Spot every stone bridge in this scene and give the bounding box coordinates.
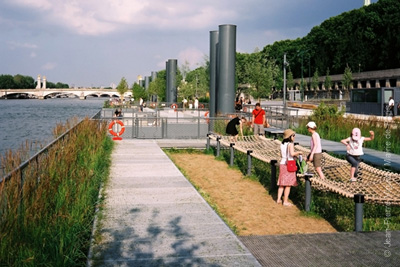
[0,88,132,99]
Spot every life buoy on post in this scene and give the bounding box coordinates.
[170,103,178,112]
[108,120,125,140]
[204,111,210,123]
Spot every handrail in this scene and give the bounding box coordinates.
[0,110,102,183]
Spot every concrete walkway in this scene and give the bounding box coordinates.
[88,139,261,266]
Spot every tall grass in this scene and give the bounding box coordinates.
[0,118,113,266]
[296,103,400,155]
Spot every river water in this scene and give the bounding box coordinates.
[0,98,104,158]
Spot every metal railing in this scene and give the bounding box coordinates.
[0,110,102,183]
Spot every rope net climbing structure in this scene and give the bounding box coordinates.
[210,133,400,206]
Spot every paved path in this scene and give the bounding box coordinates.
[88,139,260,266]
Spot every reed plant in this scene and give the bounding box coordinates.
[296,102,400,155]
[0,118,113,266]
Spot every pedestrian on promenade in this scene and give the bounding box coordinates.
[306,121,325,179]
[139,97,143,112]
[252,103,266,136]
[114,108,122,118]
[388,96,395,117]
[340,128,374,182]
[194,97,199,109]
[277,129,303,206]
[226,116,246,142]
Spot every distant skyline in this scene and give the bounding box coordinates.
[0,0,378,88]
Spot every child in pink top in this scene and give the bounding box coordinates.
[306,121,325,179]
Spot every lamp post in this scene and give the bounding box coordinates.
[297,49,309,102]
[283,53,289,113]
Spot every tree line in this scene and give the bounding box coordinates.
[0,74,69,89]
[124,0,399,103]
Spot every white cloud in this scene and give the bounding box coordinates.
[6,0,242,35]
[8,41,38,50]
[177,47,204,70]
[30,52,37,58]
[42,62,57,70]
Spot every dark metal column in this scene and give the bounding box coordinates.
[166,61,169,104]
[209,30,219,119]
[167,59,177,103]
[217,24,236,115]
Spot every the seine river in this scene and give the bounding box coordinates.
[0,98,104,158]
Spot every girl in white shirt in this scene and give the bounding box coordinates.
[340,128,374,182]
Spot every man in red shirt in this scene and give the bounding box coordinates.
[252,103,266,136]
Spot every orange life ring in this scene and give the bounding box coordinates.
[204,111,210,123]
[170,103,178,111]
[108,120,125,136]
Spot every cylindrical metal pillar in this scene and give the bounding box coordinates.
[217,24,236,115]
[166,61,169,103]
[167,59,178,103]
[230,143,234,166]
[305,175,312,212]
[354,194,364,232]
[209,30,219,119]
[247,150,253,176]
[206,134,210,150]
[270,160,277,192]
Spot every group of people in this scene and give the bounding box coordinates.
[225,103,375,207]
[277,123,374,206]
[182,97,199,109]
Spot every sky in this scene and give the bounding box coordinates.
[0,0,378,88]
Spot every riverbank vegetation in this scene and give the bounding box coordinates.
[0,118,113,266]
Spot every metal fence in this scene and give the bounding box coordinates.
[0,111,102,182]
[102,106,304,139]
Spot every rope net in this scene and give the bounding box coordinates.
[211,134,400,205]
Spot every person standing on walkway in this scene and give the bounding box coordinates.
[252,103,266,136]
[277,129,303,206]
[194,97,199,109]
[226,116,246,142]
[139,97,144,112]
[340,128,374,182]
[306,121,325,179]
[388,96,395,117]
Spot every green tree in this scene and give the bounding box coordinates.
[0,75,16,89]
[342,65,353,99]
[324,68,332,90]
[311,69,319,91]
[116,77,129,100]
[148,73,166,102]
[132,83,147,101]
[241,52,279,101]
[287,71,295,90]
[13,74,35,89]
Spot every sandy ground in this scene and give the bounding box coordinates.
[169,152,337,236]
